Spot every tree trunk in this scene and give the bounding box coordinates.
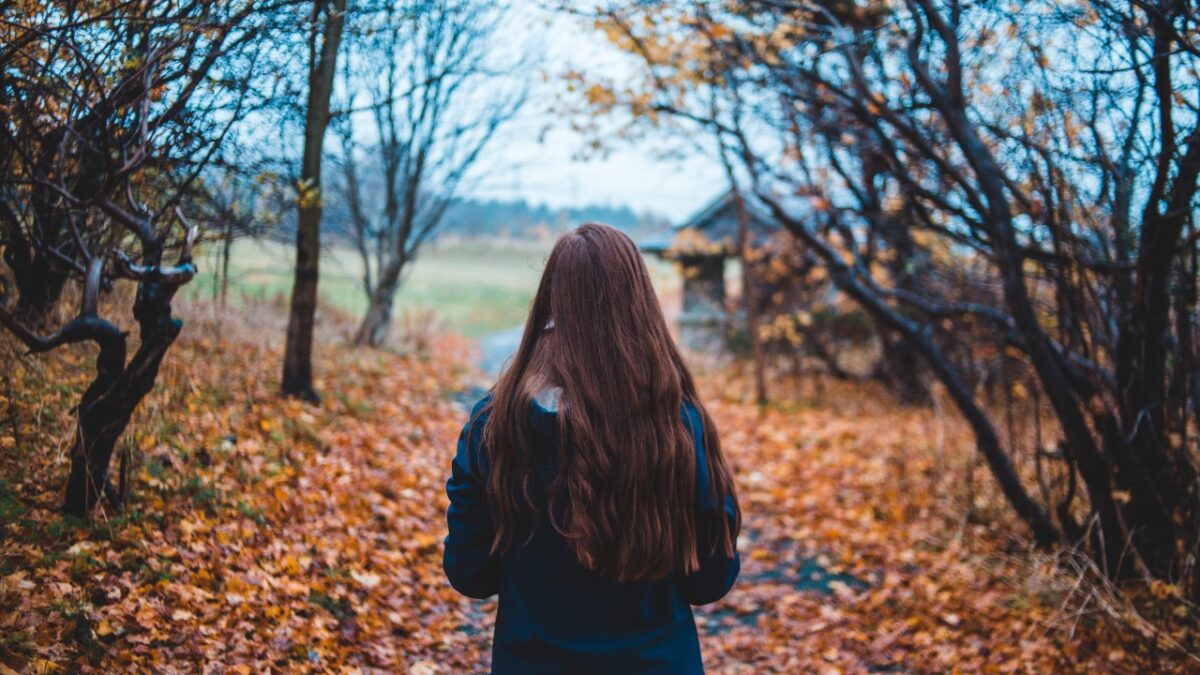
[354,255,407,348]
[61,247,191,517]
[63,310,181,515]
[353,287,395,348]
[875,211,929,405]
[3,235,68,329]
[1111,113,1200,579]
[798,322,852,380]
[219,218,233,309]
[281,0,347,403]
[733,189,767,406]
[873,328,929,405]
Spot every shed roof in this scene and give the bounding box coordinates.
[639,188,780,257]
[679,189,777,240]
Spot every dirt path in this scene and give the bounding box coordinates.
[476,325,524,377]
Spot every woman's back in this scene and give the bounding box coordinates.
[444,396,739,673]
[441,223,741,673]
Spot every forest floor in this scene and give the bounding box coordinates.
[0,299,1196,673]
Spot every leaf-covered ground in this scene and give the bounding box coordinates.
[0,300,1194,672]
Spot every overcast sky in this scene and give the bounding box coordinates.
[455,3,729,223]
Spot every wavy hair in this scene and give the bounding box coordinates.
[482,223,739,581]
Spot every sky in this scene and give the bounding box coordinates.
[453,3,729,223]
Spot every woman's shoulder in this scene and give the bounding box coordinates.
[471,393,493,413]
[460,395,493,457]
[466,393,493,427]
[463,390,557,436]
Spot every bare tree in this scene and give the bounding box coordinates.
[0,1,269,516]
[332,0,525,347]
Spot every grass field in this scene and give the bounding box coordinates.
[184,237,679,338]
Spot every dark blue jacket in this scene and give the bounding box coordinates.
[443,396,740,674]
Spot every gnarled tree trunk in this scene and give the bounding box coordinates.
[65,250,191,515]
[0,230,197,517]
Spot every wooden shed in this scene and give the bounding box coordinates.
[639,189,777,350]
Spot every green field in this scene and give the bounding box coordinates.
[185,237,677,338]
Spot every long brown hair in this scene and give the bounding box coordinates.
[482,222,739,582]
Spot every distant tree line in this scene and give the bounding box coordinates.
[252,194,666,247]
[321,196,666,241]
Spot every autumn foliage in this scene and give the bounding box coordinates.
[1,300,1195,671]
[2,0,1200,671]
[575,0,1200,605]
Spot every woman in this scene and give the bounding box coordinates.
[443,223,741,673]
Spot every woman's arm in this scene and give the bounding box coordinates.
[443,401,501,599]
[679,403,741,605]
[679,493,740,605]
